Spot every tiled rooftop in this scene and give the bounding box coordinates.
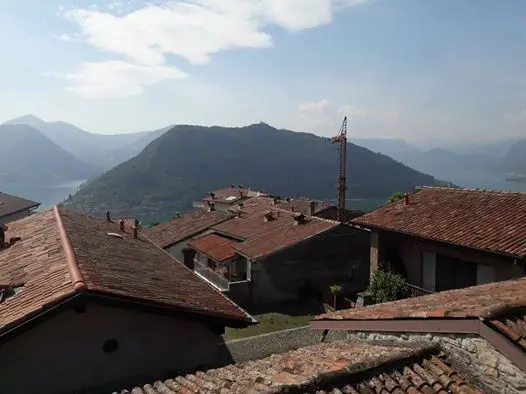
[214,197,339,259]
[489,309,526,352]
[189,233,239,262]
[114,340,483,394]
[352,187,526,258]
[142,209,232,249]
[316,277,526,321]
[203,186,265,204]
[0,207,252,335]
[0,191,40,219]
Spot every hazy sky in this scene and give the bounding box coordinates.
[1,0,525,140]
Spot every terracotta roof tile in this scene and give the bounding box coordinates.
[188,234,239,262]
[352,187,526,258]
[213,198,339,259]
[489,308,526,352]
[0,191,40,219]
[316,277,526,321]
[115,341,482,393]
[203,186,265,204]
[0,208,252,335]
[142,210,232,249]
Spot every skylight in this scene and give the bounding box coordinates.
[225,196,237,201]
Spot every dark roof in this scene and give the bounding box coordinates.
[114,341,482,394]
[188,234,239,262]
[142,209,232,249]
[0,207,252,336]
[352,187,526,258]
[489,309,526,352]
[213,197,339,259]
[0,192,40,219]
[316,277,526,321]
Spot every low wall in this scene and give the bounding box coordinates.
[347,331,526,394]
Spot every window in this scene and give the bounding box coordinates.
[477,264,495,285]
[434,254,476,291]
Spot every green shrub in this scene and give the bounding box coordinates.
[368,269,409,304]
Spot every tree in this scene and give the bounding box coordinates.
[388,192,405,204]
[368,269,409,304]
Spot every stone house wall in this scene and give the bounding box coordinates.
[347,331,526,394]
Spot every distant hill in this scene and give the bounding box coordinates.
[64,123,443,222]
[0,124,100,186]
[4,115,154,169]
[502,138,526,174]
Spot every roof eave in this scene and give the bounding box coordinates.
[350,223,524,261]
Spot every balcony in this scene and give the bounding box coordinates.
[193,256,249,292]
[407,283,434,298]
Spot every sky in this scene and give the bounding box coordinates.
[0,0,525,140]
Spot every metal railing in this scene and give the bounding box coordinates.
[193,260,230,291]
[407,283,434,298]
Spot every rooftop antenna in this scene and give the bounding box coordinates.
[331,116,348,223]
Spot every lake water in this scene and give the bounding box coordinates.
[1,179,88,210]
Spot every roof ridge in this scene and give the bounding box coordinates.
[53,206,87,292]
[139,230,255,323]
[270,206,340,224]
[419,186,526,195]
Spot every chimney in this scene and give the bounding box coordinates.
[182,248,196,270]
[106,211,111,222]
[119,219,125,232]
[309,201,317,216]
[230,184,235,188]
[0,226,5,249]
[271,196,280,205]
[132,218,139,239]
[404,193,409,205]
[263,211,274,222]
[238,190,244,198]
[209,192,216,199]
[238,202,244,210]
[293,213,306,225]
[175,212,181,218]
[208,202,216,212]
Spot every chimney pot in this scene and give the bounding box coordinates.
[309,201,317,216]
[208,202,216,212]
[182,248,196,270]
[106,211,111,222]
[293,213,306,225]
[175,212,181,218]
[119,219,125,232]
[404,193,409,205]
[231,184,235,188]
[209,192,216,199]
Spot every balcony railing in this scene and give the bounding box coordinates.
[407,283,434,298]
[193,259,230,292]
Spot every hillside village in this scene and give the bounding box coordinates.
[0,184,525,393]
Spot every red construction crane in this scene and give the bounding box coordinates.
[331,116,348,223]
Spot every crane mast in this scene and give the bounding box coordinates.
[331,116,348,223]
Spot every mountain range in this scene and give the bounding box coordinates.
[4,115,171,170]
[63,123,444,222]
[353,137,526,192]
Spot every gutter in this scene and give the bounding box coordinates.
[311,318,526,373]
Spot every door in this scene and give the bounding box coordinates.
[422,252,436,292]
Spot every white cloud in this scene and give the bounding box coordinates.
[57,0,371,98]
[55,61,188,99]
[338,104,367,117]
[299,99,330,113]
[57,33,74,41]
